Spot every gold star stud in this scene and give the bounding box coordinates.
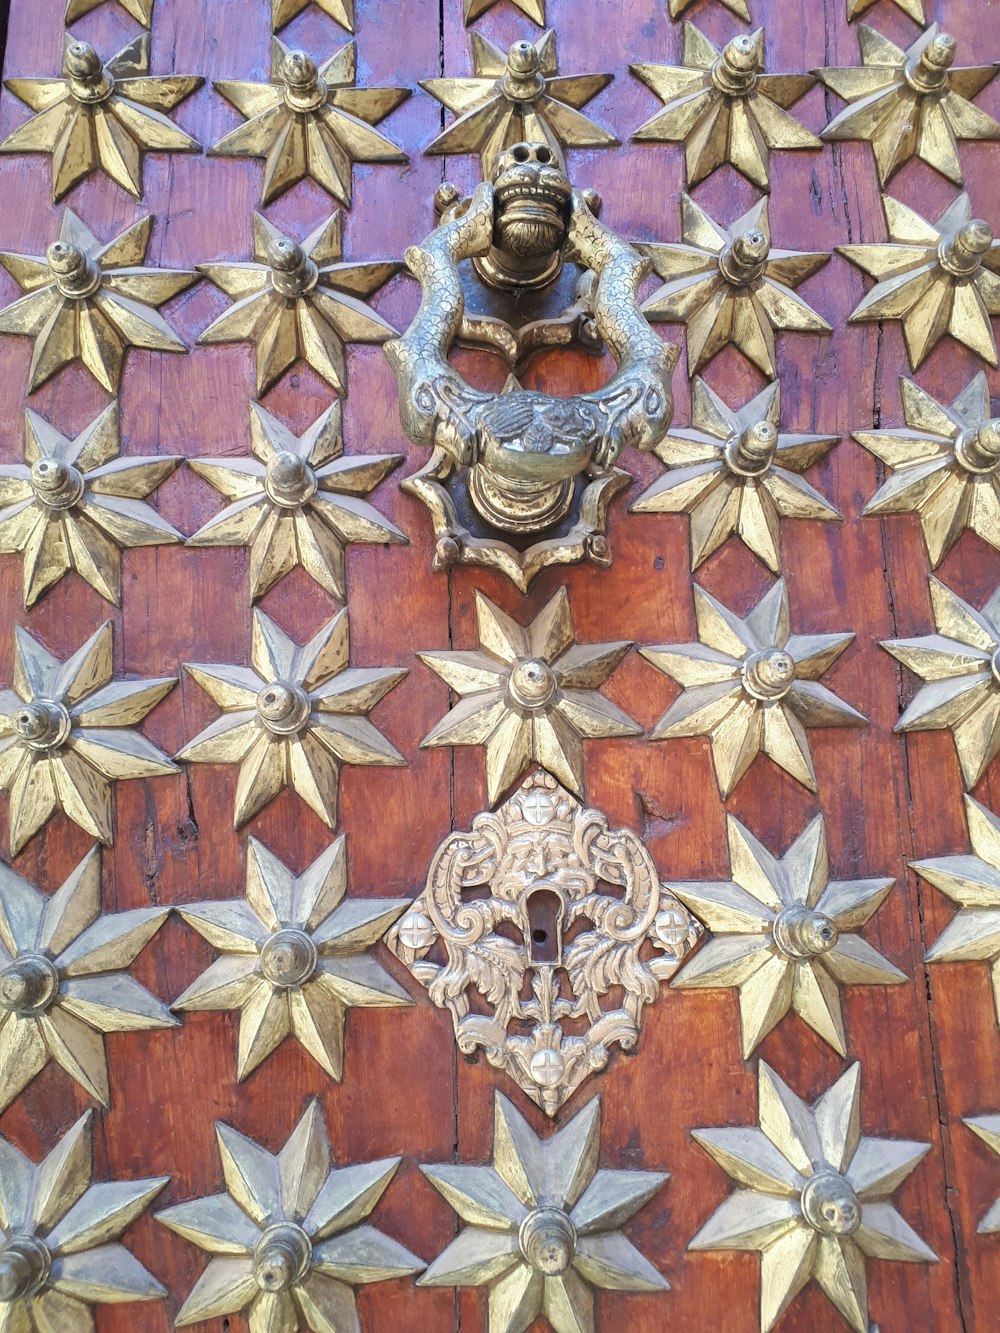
[0,621,177,855]
[420,1092,668,1332]
[690,1061,936,1333]
[0,847,175,1110]
[817,24,1000,188]
[847,0,924,20]
[173,834,411,1081]
[187,401,404,602]
[421,30,616,172]
[419,586,639,807]
[464,0,545,24]
[642,579,865,798]
[632,26,820,191]
[65,0,153,25]
[272,0,354,33]
[0,209,196,394]
[157,1100,423,1331]
[197,211,398,397]
[0,33,202,202]
[855,372,1000,567]
[839,193,1000,370]
[965,1116,1000,1233]
[882,577,1000,789]
[632,376,839,571]
[640,194,831,378]
[178,607,405,830]
[670,812,904,1057]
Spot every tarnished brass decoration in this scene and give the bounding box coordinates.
[420,1091,669,1326]
[178,607,405,830]
[690,1061,936,1333]
[847,0,924,21]
[0,210,196,394]
[210,40,409,208]
[965,1117,1000,1232]
[856,373,1000,566]
[632,377,840,572]
[66,0,153,26]
[421,32,616,171]
[670,813,904,1057]
[419,587,639,806]
[632,26,820,191]
[839,193,1000,370]
[173,834,411,1080]
[157,1100,423,1330]
[273,0,353,34]
[0,33,202,202]
[882,577,1000,789]
[0,847,175,1110]
[0,401,181,608]
[0,1112,167,1330]
[186,401,404,603]
[465,0,545,25]
[642,579,865,798]
[0,621,177,855]
[197,211,397,397]
[669,0,749,18]
[817,25,1000,188]
[388,771,700,1116]
[640,195,831,377]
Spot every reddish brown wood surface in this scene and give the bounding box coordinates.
[0,0,999,1330]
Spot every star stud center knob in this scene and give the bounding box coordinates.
[0,955,59,1016]
[772,906,840,960]
[13,699,72,750]
[801,1172,862,1238]
[282,50,327,112]
[726,420,779,476]
[259,929,319,988]
[905,32,957,93]
[503,41,545,101]
[31,457,85,509]
[507,658,558,710]
[265,451,317,506]
[713,35,761,96]
[719,230,769,286]
[741,648,795,701]
[46,240,101,297]
[0,1237,50,1303]
[519,1208,577,1276]
[65,40,114,103]
[939,219,993,277]
[256,682,311,735]
[253,1224,313,1293]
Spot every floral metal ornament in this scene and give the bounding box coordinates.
[0,210,196,394]
[173,834,411,1081]
[631,26,820,191]
[642,579,865,798]
[157,1100,423,1331]
[273,0,354,34]
[839,193,1000,370]
[690,1061,936,1333]
[421,31,616,171]
[669,813,904,1057]
[965,1117,1000,1232]
[882,577,1000,790]
[419,586,639,807]
[65,0,153,25]
[420,1092,668,1327]
[0,847,175,1110]
[197,211,398,397]
[0,1112,167,1331]
[178,607,405,830]
[631,377,839,572]
[210,40,409,208]
[186,401,404,603]
[0,621,177,855]
[465,0,545,24]
[0,33,202,202]
[388,771,700,1115]
[640,194,831,378]
[0,401,181,609]
[816,25,1000,188]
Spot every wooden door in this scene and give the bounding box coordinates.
[0,0,998,1330]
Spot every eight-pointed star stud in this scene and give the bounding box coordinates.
[172,834,411,1081]
[642,579,865,798]
[178,607,405,830]
[689,1061,936,1333]
[838,193,1000,370]
[668,813,904,1057]
[631,377,840,572]
[157,1100,423,1331]
[464,0,545,25]
[186,401,404,603]
[273,0,354,34]
[0,1112,168,1332]
[196,211,398,398]
[421,31,617,172]
[0,209,196,395]
[210,40,409,208]
[855,372,1000,567]
[639,194,831,378]
[882,576,1000,790]
[965,1116,1000,1233]
[0,846,175,1111]
[0,401,182,609]
[0,33,202,202]
[816,24,1000,189]
[65,0,153,24]
[419,1092,669,1333]
[0,621,177,855]
[419,586,639,807]
[631,26,820,192]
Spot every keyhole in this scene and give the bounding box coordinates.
[526,889,563,965]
